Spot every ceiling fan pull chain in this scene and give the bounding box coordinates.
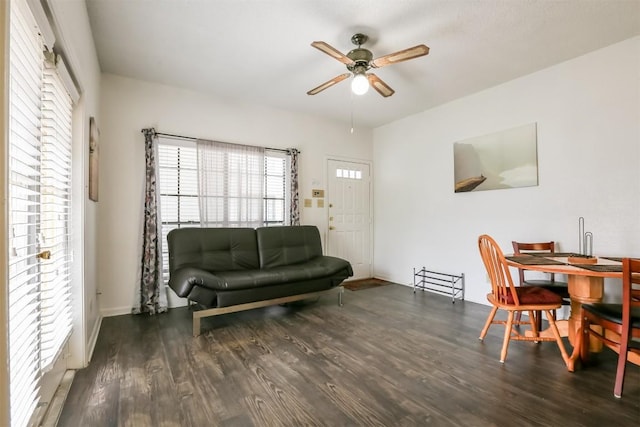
[350,90,355,134]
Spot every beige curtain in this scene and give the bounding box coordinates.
[196,139,265,228]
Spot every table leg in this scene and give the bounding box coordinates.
[567,275,604,352]
[521,274,605,371]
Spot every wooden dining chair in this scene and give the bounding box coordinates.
[478,235,570,366]
[579,258,640,398]
[512,241,570,329]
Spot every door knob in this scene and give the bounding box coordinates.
[37,250,51,260]
[329,226,335,230]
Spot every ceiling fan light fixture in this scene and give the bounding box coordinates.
[351,72,369,95]
[308,33,429,97]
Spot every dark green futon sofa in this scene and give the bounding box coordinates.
[167,225,353,336]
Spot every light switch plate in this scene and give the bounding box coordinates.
[312,189,324,198]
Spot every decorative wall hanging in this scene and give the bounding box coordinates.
[453,122,538,193]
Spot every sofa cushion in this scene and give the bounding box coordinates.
[256,225,323,269]
[167,227,259,272]
[213,256,353,290]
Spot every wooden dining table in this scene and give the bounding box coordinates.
[504,253,629,371]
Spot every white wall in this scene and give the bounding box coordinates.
[372,36,640,305]
[98,74,372,315]
[46,0,102,366]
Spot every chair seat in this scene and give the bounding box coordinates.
[522,280,570,300]
[582,303,640,328]
[522,279,568,288]
[502,286,563,306]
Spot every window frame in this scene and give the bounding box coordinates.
[157,139,291,282]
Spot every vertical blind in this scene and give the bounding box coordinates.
[8,1,74,426]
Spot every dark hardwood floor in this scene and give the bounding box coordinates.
[59,284,640,426]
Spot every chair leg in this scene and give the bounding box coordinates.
[479,306,498,341]
[545,309,570,368]
[527,310,539,337]
[536,310,543,331]
[500,311,515,363]
[613,334,630,398]
[536,309,556,332]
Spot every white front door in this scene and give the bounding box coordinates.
[326,159,372,279]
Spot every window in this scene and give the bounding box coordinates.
[8,2,75,426]
[8,4,44,424]
[40,60,73,369]
[336,168,362,180]
[158,141,199,283]
[264,151,288,225]
[157,140,290,281]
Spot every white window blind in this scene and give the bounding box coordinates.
[264,152,287,225]
[158,142,199,283]
[40,58,73,369]
[8,2,44,426]
[8,1,75,426]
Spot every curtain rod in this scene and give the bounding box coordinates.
[142,129,296,154]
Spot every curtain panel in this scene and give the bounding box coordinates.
[134,128,168,315]
[287,148,300,225]
[197,139,266,228]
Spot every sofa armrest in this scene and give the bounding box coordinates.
[322,256,354,277]
[168,267,225,297]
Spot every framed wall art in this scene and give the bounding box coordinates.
[89,116,99,201]
[453,122,538,193]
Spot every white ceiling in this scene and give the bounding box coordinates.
[85,0,640,128]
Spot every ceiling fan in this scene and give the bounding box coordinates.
[307,33,429,97]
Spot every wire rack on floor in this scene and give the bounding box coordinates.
[413,267,465,303]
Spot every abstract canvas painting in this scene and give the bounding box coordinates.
[453,123,538,193]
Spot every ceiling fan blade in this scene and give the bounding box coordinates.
[368,74,395,97]
[371,44,430,68]
[307,73,351,95]
[311,41,354,65]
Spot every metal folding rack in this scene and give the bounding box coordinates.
[413,267,465,303]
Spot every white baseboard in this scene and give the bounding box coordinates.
[86,314,102,364]
[100,306,133,317]
[100,299,187,318]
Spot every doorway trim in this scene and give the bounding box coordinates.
[325,155,373,280]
